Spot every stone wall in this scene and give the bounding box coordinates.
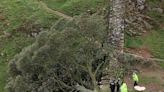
[108,0,125,53]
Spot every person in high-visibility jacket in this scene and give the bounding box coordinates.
[120,82,128,92]
[132,72,139,86]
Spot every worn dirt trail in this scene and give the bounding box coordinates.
[40,1,73,20]
[125,47,153,58]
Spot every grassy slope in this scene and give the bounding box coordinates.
[0,0,58,33]
[125,29,164,59]
[144,30,164,59]
[0,0,58,91]
[125,29,164,67]
[43,0,108,16]
[125,0,164,60]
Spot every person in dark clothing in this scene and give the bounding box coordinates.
[96,72,103,85]
[134,81,138,86]
[110,80,115,92]
[116,79,120,92]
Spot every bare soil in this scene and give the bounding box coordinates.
[125,47,153,58]
[125,67,164,92]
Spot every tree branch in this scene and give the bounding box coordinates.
[75,84,93,92]
[94,62,104,76]
[87,65,100,92]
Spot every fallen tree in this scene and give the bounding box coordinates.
[5,15,119,92]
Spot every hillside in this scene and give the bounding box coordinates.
[0,0,164,92]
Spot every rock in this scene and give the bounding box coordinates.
[102,7,106,11]
[147,7,152,11]
[143,20,152,29]
[0,53,4,56]
[137,0,145,6]
[143,30,146,33]
[137,0,145,10]
[0,15,5,20]
[3,31,11,37]
[138,5,145,10]
[138,33,142,36]
[31,33,38,37]
[152,8,163,13]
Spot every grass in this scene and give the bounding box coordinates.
[0,0,58,33]
[146,0,162,8]
[0,63,7,92]
[43,0,109,16]
[147,11,164,23]
[125,3,164,59]
[125,29,164,59]
[0,32,35,92]
[125,1,164,58]
[128,75,162,92]
[140,75,161,84]
[42,0,66,10]
[158,60,164,68]
[143,29,164,59]
[125,35,143,48]
[0,1,58,91]
[125,29,164,68]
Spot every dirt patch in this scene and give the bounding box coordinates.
[125,47,153,58]
[141,30,152,38]
[125,76,164,92]
[0,15,5,20]
[125,67,164,92]
[140,68,164,84]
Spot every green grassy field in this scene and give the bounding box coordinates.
[0,0,57,91]
[0,0,58,33]
[140,75,160,84]
[43,0,108,16]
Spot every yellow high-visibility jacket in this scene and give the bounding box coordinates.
[132,73,139,82]
[120,83,128,92]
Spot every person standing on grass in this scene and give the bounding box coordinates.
[132,72,139,87]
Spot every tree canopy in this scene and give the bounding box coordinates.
[6,15,117,92]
